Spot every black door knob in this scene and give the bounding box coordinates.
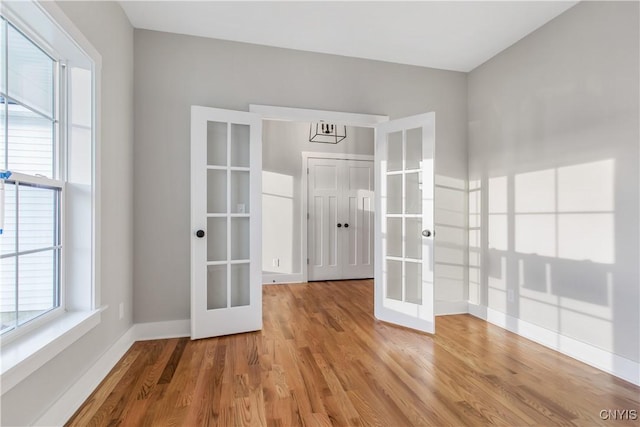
[196,230,205,238]
[344,223,349,228]
[337,223,342,228]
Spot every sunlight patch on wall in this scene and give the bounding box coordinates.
[479,159,616,352]
[515,214,556,257]
[510,159,615,264]
[488,176,507,213]
[558,160,614,212]
[468,179,482,305]
[488,214,508,251]
[262,171,294,273]
[515,169,555,213]
[558,214,614,264]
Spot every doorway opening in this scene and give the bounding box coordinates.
[250,105,387,285]
[250,105,437,334]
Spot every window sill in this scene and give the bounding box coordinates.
[0,307,105,395]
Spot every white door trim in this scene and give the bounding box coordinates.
[249,105,388,284]
[249,104,388,127]
[303,153,375,282]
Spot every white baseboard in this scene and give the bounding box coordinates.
[132,319,190,341]
[34,319,190,426]
[468,303,640,386]
[262,273,304,285]
[435,300,469,316]
[34,327,136,426]
[467,302,487,318]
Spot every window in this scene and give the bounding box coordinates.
[1,17,64,335]
[0,0,99,394]
[0,5,95,339]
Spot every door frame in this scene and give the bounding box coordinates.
[302,153,374,282]
[249,104,388,283]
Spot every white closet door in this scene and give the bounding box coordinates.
[307,158,341,281]
[308,158,374,281]
[341,160,374,279]
[375,113,435,334]
[190,106,262,340]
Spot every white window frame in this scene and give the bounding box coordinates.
[0,0,102,395]
[0,17,66,340]
[1,174,66,341]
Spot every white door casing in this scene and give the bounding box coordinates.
[374,113,435,334]
[307,158,374,281]
[190,106,262,340]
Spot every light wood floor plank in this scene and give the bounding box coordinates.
[67,280,640,426]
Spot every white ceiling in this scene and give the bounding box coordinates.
[119,1,578,72]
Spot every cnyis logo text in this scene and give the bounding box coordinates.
[599,409,638,421]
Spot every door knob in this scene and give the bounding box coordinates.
[196,229,205,238]
[344,223,349,228]
[422,229,432,237]
[337,223,342,228]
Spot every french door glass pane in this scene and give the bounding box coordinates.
[0,256,16,333]
[7,102,54,178]
[386,174,402,214]
[207,121,227,166]
[405,262,422,304]
[230,263,250,307]
[405,218,422,259]
[206,264,227,310]
[207,218,227,262]
[386,259,402,301]
[386,218,402,257]
[405,172,422,214]
[406,127,422,170]
[230,217,249,260]
[7,24,54,118]
[18,249,56,325]
[18,184,56,252]
[230,124,249,167]
[230,171,250,214]
[207,169,226,213]
[387,131,402,172]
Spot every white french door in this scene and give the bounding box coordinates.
[190,106,262,340]
[308,158,374,281]
[375,113,435,334]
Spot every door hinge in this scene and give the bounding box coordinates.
[307,258,309,265]
[307,213,309,220]
[307,168,309,174]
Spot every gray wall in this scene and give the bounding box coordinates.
[262,121,374,277]
[1,2,134,425]
[133,30,468,323]
[468,1,639,362]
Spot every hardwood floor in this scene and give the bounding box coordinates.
[68,280,640,426]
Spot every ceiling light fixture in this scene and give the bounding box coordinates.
[309,122,347,144]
